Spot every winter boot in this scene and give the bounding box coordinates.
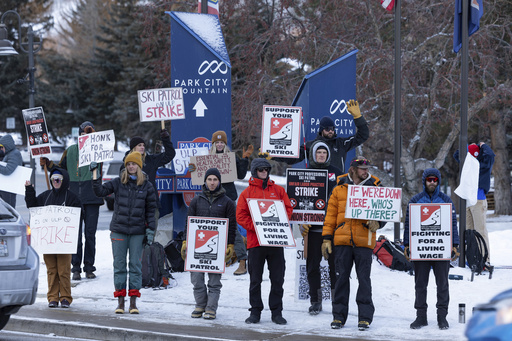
[245,313,260,324]
[234,259,247,275]
[308,302,322,315]
[410,316,428,329]
[115,297,125,314]
[129,296,139,314]
[438,315,449,330]
[191,307,205,318]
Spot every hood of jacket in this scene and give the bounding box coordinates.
[308,140,331,169]
[0,135,16,153]
[50,167,71,193]
[422,168,442,197]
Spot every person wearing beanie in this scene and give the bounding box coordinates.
[236,158,293,325]
[180,167,237,320]
[124,128,176,229]
[299,140,343,316]
[454,142,495,267]
[403,168,460,330]
[25,167,82,308]
[270,99,369,172]
[0,134,23,207]
[91,151,157,315]
[322,156,384,330]
[189,129,253,276]
[40,121,103,280]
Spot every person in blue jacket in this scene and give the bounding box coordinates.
[403,168,460,330]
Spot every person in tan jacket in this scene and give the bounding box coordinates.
[322,157,383,331]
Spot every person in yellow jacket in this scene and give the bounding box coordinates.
[321,157,383,331]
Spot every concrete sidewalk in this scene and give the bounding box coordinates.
[6,304,363,341]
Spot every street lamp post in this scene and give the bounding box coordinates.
[0,10,43,185]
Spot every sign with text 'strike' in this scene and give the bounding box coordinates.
[138,87,185,122]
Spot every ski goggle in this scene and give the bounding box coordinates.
[323,126,335,132]
[426,177,439,183]
[350,158,371,168]
[256,167,270,172]
[51,174,64,183]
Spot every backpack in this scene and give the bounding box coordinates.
[141,242,171,288]
[464,229,488,277]
[164,239,185,273]
[373,236,413,272]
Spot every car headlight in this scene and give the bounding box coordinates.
[496,298,512,325]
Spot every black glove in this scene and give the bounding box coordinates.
[160,129,170,139]
[89,161,98,172]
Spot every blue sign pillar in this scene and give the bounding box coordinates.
[163,12,232,237]
[292,50,358,172]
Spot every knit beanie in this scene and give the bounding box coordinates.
[468,144,480,158]
[130,136,145,151]
[79,121,95,135]
[204,167,221,183]
[250,158,272,178]
[211,130,227,144]
[319,116,335,131]
[125,151,143,168]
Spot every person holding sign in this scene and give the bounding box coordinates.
[403,168,459,330]
[41,121,103,280]
[25,168,82,308]
[181,167,237,320]
[269,100,369,171]
[300,141,342,315]
[189,130,253,276]
[125,130,176,230]
[322,157,384,330]
[0,134,23,208]
[91,151,157,314]
[236,158,293,325]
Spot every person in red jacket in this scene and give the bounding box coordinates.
[236,158,293,325]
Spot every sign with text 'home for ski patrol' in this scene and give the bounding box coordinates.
[247,199,296,248]
[168,12,232,147]
[409,203,452,261]
[137,87,185,122]
[261,105,302,158]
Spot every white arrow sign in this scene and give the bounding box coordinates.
[193,98,208,117]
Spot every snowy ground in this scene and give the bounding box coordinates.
[33,212,512,341]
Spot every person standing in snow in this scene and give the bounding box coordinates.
[236,158,293,325]
[454,142,495,267]
[91,151,156,314]
[403,168,460,330]
[25,168,82,309]
[298,141,342,315]
[180,167,237,320]
[189,130,253,276]
[322,157,384,330]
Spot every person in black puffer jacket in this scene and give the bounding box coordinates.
[181,167,237,320]
[25,167,82,308]
[92,151,156,315]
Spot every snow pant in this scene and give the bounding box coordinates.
[467,199,490,262]
[190,272,222,312]
[72,204,100,273]
[111,232,144,293]
[247,246,285,317]
[44,254,72,304]
[332,245,374,324]
[307,230,336,303]
[412,260,450,319]
[0,190,16,208]
[234,228,247,261]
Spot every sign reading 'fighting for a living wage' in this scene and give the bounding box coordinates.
[247,199,295,248]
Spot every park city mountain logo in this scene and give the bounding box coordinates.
[329,98,348,115]
[198,60,228,75]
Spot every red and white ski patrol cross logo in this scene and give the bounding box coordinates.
[258,200,280,222]
[328,173,336,182]
[270,118,293,146]
[194,230,219,260]
[420,205,441,231]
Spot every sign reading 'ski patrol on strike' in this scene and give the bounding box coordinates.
[137,87,184,122]
[261,105,302,158]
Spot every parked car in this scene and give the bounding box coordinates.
[102,160,123,211]
[465,288,512,341]
[0,199,39,330]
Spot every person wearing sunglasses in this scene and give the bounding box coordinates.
[299,141,343,316]
[0,134,23,208]
[269,99,369,172]
[25,168,82,309]
[403,168,460,330]
[321,156,384,330]
[236,158,293,325]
